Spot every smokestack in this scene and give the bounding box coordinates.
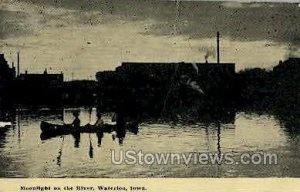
[217,32,220,64]
[17,51,20,76]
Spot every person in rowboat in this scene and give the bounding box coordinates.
[71,111,81,128]
[94,112,104,128]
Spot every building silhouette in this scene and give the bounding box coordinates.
[273,58,300,76]
[0,54,16,90]
[62,80,97,105]
[12,69,64,105]
[0,54,16,106]
[17,69,63,86]
[96,62,236,118]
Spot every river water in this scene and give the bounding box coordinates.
[0,107,299,177]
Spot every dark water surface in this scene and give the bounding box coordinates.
[0,107,299,177]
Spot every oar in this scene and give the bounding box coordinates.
[87,107,94,158]
[88,133,94,159]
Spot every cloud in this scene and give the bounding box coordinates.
[0,10,30,39]
[2,0,298,46]
[222,2,244,8]
[140,1,300,46]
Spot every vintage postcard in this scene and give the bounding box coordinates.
[0,0,300,191]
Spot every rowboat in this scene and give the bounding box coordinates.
[40,121,138,140]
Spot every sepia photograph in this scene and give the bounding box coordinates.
[0,0,300,184]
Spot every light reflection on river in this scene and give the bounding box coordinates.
[0,107,299,177]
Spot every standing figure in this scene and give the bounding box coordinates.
[95,112,104,147]
[115,112,126,145]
